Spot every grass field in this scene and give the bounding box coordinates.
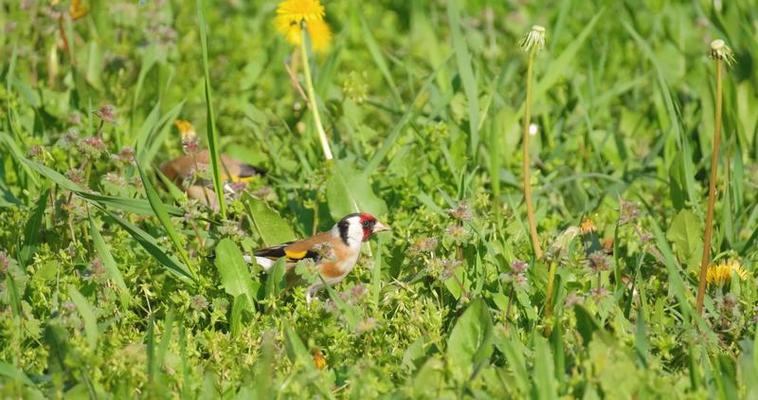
[1,0,757,398]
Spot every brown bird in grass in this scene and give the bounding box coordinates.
[252,213,390,303]
[159,151,265,209]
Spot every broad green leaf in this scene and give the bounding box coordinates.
[214,238,260,307]
[230,295,247,338]
[666,209,703,273]
[446,298,493,382]
[264,258,287,300]
[68,286,98,351]
[243,195,296,246]
[412,357,448,397]
[533,335,558,400]
[326,160,387,221]
[574,305,600,346]
[493,331,529,395]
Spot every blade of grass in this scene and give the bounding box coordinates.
[196,0,226,217]
[88,214,130,307]
[19,188,48,267]
[68,286,98,351]
[365,56,451,174]
[21,157,184,217]
[623,20,697,206]
[359,13,402,106]
[136,159,196,279]
[102,209,196,285]
[447,0,479,156]
[140,100,187,167]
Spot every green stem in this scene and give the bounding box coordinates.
[522,48,542,260]
[695,59,723,315]
[300,24,333,161]
[544,260,557,336]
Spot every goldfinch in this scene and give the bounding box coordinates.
[160,151,264,185]
[253,213,390,303]
[159,151,264,208]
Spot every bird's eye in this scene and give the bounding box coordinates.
[362,220,371,228]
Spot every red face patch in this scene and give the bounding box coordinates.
[359,213,377,240]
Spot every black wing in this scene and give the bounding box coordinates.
[254,242,321,263]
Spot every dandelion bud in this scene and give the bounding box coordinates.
[709,39,735,66]
[519,25,546,53]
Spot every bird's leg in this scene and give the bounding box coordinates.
[306,283,323,305]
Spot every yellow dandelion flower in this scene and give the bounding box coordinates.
[276,0,325,24]
[275,0,331,53]
[579,217,596,234]
[706,259,749,286]
[69,0,89,20]
[305,19,332,53]
[174,119,196,139]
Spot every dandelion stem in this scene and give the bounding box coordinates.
[522,48,542,260]
[299,24,333,162]
[695,59,723,315]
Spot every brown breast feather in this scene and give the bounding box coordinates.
[284,233,355,278]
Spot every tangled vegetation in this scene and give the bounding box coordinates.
[0,0,757,398]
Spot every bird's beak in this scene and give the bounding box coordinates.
[373,221,391,233]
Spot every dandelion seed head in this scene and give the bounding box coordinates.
[520,25,546,53]
[709,39,735,66]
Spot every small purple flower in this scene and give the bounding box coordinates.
[60,128,80,147]
[588,251,610,273]
[356,317,378,335]
[448,202,473,221]
[350,284,368,300]
[411,237,438,254]
[96,104,117,123]
[190,295,209,311]
[65,169,86,186]
[510,260,528,274]
[27,145,44,159]
[0,251,9,274]
[618,199,640,225]
[79,136,106,158]
[103,172,127,187]
[590,287,608,299]
[113,147,135,164]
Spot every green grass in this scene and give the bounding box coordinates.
[1,0,757,398]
